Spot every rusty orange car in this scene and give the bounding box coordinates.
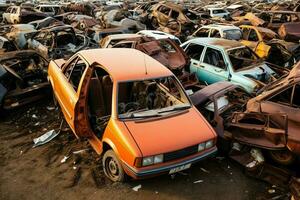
[48,48,217,181]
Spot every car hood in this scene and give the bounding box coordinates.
[236,62,275,83]
[123,108,216,156]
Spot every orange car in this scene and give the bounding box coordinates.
[48,48,217,181]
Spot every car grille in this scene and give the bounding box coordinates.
[164,145,198,162]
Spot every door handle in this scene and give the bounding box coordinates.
[214,69,222,72]
[192,62,199,65]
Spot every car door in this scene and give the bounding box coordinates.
[184,43,205,76]
[10,7,19,23]
[3,7,11,22]
[260,84,300,150]
[199,47,230,84]
[53,55,88,135]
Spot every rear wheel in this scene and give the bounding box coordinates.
[103,150,126,182]
[268,150,296,166]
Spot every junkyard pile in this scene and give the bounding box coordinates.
[0,0,299,199]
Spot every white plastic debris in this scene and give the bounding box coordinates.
[73,166,77,170]
[268,189,276,194]
[73,149,88,154]
[232,142,242,151]
[250,149,264,163]
[61,156,70,163]
[46,106,55,111]
[32,114,38,119]
[34,122,40,126]
[200,168,210,173]
[32,130,59,148]
[132,184,142,192]
[193,180,203,184]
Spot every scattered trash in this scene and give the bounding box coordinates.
[61,156,70,163]
[193,180,204,184]
[200,168,210,173]
[46,106,55,111]
[268,189,276,194]
[34,122,40,126]
[32,130,59,148]
[132,184,142,192]
[73,166,77,170]
[155,191,159,194]
[178,172,188,176]
[73,149,88,154]
[32,114,38,119]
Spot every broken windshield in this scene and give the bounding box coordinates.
[228,47,260,71]
[224,29,242,40]
[118,76,191,119]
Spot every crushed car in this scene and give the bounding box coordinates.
[227,61,300,165]
[27,25,90,59]
[48,48,217,181]
[0,50,50,110]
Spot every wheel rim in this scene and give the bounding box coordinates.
[105,157,120,179]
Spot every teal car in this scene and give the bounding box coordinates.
[181,38,288,94]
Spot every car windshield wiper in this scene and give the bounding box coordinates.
[119,109,161,119]
[158,104,191,114]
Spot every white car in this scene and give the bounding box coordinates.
[3,6,20,24]
[207,8,230,18]
[137,30,182,45]
[189,24,242,40]
[35,5,61,16]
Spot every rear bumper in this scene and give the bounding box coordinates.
[122,147,217,179]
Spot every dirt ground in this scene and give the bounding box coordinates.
[0,100,290,200]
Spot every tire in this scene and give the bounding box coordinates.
[102,150,126,182]
[268,150,296,166]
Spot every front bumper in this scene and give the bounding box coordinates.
[122,147,217,179]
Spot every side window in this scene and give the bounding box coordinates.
[64,57,87,91]
[34,32,53,47]
[6,7,11,13]
[159,6,170,16]
[248,29,258,42]
[112,42,133,48]
[292,84,300,108]
[195,28,210,37]
[269,86,293,106]
[203,47,226,69]
[242,28,250,40]
[185,43,204,60]
[170,10,179,19]
[210,29,221,38]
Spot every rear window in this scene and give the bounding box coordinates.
[213,9,226,14]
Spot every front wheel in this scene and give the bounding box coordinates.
[103,150,126,182]
[268,150,296,166]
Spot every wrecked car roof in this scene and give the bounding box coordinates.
[186,38,243,50]
[77,48,173,81]
[190,81,237,106]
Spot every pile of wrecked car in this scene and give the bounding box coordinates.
[0,0,299,198]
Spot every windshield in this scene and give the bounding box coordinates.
[228,47,259,71]
[118,76,191,119]
[224,29,242,40]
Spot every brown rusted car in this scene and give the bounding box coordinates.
[258,11,300,32]
[228,62,300,165]
[108,35,203,93]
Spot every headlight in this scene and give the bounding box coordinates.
[205,140,214,149]
[142,154,164,166]
[142,156,154,166]
[154,154,164,164]
[198,143,205,151]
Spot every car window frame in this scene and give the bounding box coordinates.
[201,46,227,70]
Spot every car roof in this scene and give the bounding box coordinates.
[78,48,173,82]
[186,38,243,50]
[202,24,240,31]
[105,33,141,40]
[240,25,277,35]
